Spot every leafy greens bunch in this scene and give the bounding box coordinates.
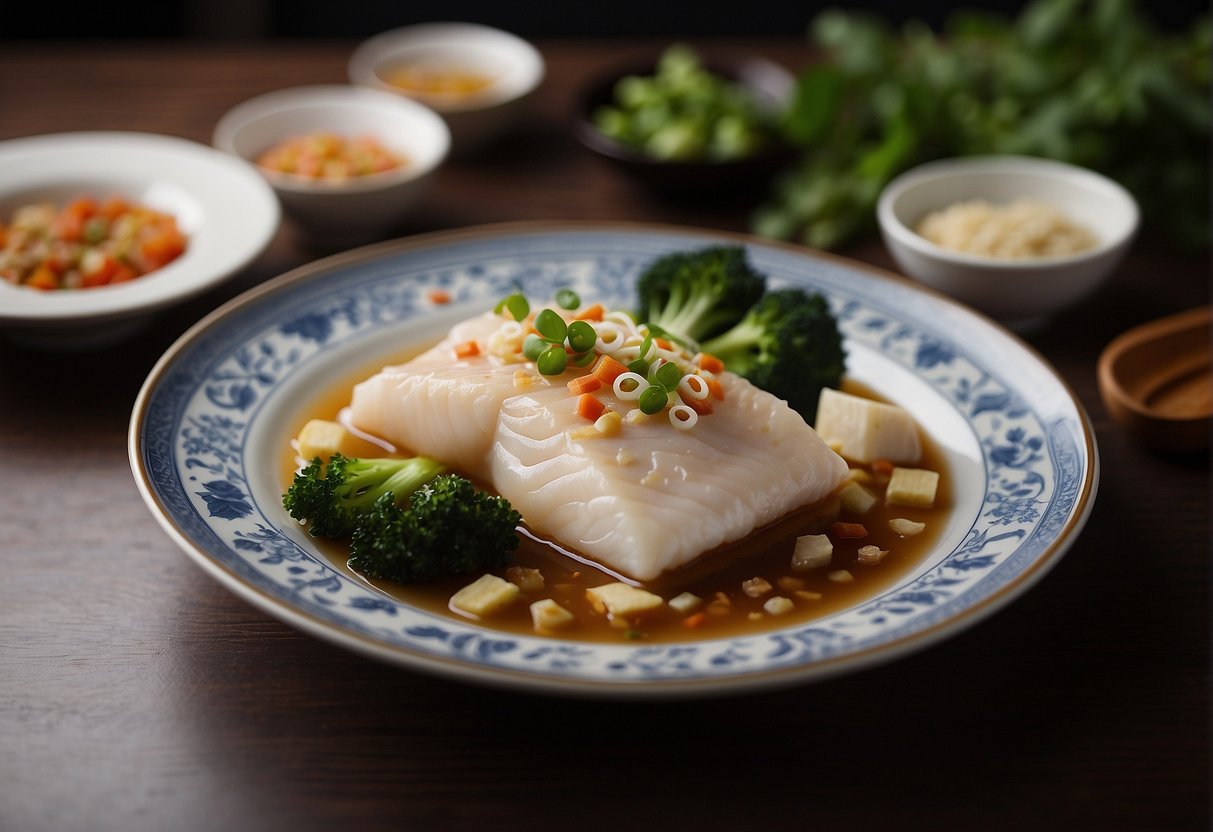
[752,0,1211,250]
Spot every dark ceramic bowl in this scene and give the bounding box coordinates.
[573,56,798,198]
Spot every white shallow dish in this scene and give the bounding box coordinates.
[0,131,279,346]
[878,155,1139,328]
[129,222,1098,698]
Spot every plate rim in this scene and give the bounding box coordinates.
[128,219,1099,698]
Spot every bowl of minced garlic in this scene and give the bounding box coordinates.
[878,156,1139,327]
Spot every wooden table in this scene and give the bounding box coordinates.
[1,39,1208,831]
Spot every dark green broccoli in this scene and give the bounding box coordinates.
[348,475,522,583]
[283,453,446,539]
[635,245,766,343]
[700,287,845,423]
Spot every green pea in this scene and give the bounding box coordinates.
[555,288,581,310]
[534,308,567,343]
[522,333,547,361]
[638,384,669,415]
[537,346,568,376]
[566,320,597,353]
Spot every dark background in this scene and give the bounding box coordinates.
[9,0,1208,39]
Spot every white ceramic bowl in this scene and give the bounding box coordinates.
[348,22,545,154]
[0,131,279,348]
[877,156,1139,326]
[213,85,450,246]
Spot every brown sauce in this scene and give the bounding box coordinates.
[282,347,950,644]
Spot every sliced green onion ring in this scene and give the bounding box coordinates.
[678,373,710,400]
[669,404,698,429]
[613,372,647,400]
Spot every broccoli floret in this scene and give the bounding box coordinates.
[700,287,845,422]
[347,475,522,583]
[283,453,446,539]
[635,245,766,343]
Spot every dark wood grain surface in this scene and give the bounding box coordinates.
[0,39,1208,832]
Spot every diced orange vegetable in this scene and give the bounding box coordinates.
[683,612,708,629]
[110,263,138,283]
[427,289,451,304]
[81,254,120,287]
[697,352,725,374]
[99,197,132,220]
[453,340,480,359]
[567,375,603,395]
[655,337,673,350]
[871,458,895,475]
[830,522,868,539]
[591,355,628,386]
[573,303,604,321]
[26,265,59,290]
[683,394,713,416]
[706,377,725,401]
[575,393,606,422]
[140,226,186,270]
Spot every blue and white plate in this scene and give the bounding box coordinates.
[129,222,1098,697]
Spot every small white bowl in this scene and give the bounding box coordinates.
[213,85,450,246]
[877,156,1139,327]
[0,131,279,349]
[348,22,545,154]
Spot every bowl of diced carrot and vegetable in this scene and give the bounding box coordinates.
[0,131,279,348]
[213,85,450,247]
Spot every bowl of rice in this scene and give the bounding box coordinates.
[877,156,1139,327]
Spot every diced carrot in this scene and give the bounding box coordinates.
[830,522,868,539]
[871,458,895,475]
[567,375,602,395]
[682,394,713,416]
[682,612,708,629]
[110,263,138,283]
[81,254,120,287]
[140,227,186,270]
[453,340,480,359]
[427,289,451,304]
[655,337,673,350]
[99,197,132,221]
[26,264,59,290]
[697,352,725,374]
[591,354,628,386]
[573,303,604,321]
[705,376,725,401]
[575,393,606,422]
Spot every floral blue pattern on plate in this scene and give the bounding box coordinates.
[129,222,1098,697]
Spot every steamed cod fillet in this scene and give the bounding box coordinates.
[349,312,849,582]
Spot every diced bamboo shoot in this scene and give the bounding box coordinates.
[451,574,521,617]
[506,566,545,593]
[791,534,833,571]
[764,596,795,616]
[585,582,664,617]
[530,599,574,632]
[886,467,940,508]
[814,388,922,464]
[889,518,926,537]
[297,419,354,461]
[668,592,702,613]
[838,481,878,514]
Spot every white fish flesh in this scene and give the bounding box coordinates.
[348,312,849,582]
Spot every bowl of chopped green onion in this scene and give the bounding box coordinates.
[574,45,796,197]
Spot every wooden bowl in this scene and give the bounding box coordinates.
[1098,305,1211,453]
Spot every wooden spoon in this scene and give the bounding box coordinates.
[1098,305,1211,453]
